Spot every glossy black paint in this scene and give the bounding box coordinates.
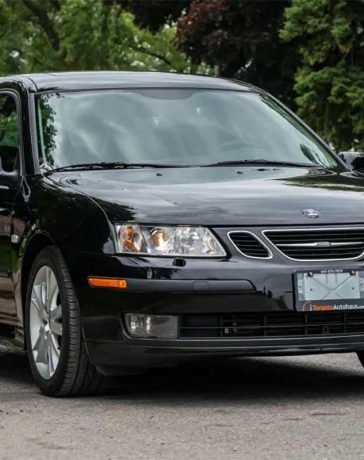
[54,166,364,226]
[1,72,364,369]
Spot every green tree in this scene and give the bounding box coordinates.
[123,0,299,107]
[281,0,364,151]
[0,0,198,75]
[119,0,190,32]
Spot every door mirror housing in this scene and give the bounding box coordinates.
[339,151,364,172]
[0,156,19,189]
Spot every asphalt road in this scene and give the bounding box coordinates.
[1,349,364,460]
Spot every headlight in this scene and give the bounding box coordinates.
[115,224,226,257]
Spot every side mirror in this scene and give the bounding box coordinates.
[0,156,19,189]
[339,151,364,172]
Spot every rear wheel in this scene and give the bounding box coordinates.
[25,246,106,397]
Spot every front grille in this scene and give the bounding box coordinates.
[229,231,271,258]
[179,312,364,338]
[264,228,364,260]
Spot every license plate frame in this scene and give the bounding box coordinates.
[294,268,364,312]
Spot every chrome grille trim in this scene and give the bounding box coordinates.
[276,241,363,248]
[262,227,364,262]
[228,230,273,259]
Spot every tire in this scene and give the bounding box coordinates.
[25,246,106,397]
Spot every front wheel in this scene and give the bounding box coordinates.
[25,246,106,397]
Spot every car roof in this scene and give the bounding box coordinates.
[0,71,259,93]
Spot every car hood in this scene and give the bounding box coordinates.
[52,166,364,226]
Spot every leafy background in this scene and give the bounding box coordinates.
[0,0,363,151]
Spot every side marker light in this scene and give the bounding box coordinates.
[88,277,128,289]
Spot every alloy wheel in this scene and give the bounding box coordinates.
[29,265,63,379]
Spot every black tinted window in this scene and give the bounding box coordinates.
[0,95,19,172]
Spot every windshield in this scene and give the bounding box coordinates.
[36,89,338,170]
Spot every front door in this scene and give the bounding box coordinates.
[0,93,21,323]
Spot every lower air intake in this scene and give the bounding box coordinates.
[179,312,364,338]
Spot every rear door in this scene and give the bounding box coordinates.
[0,92,22,323]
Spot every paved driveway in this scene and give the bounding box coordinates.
[0,348,364,459]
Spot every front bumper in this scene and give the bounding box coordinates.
[71,244,364,369]
[86,333,364,370]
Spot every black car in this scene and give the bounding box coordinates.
[1,71,364,396]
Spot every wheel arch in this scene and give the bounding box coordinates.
[20,231,56,325]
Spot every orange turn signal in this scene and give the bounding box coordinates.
[88,277,128,289]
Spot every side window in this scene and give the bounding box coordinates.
[0,95,20,172]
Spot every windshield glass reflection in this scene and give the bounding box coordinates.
[36,89,338,170]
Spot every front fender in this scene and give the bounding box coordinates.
[13,176,114,324]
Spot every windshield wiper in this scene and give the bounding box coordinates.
[45,159,322,173]
[45,162,189,173]
[202,159,321,168]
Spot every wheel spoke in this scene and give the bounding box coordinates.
[32,328,42,352]
[31,285,47,322]
[48,337,55,376]
[50,318,62,337]
[41,281,47,309]
[34,332,48,365]
[50,300,62,321]
[50,333,60,358]
[46,269,58,311]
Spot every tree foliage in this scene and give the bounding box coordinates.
[177,0,299,106]
[126,0,364,150]
[281,0,364,150]
[120,0,189,33]
[0,0,199,75]
[124,0,298,106]
[0,0,363,150]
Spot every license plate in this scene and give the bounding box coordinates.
[295,269,364,311]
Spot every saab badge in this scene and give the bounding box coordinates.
[302,208,320,219]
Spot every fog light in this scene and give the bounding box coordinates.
[124,314,178,339]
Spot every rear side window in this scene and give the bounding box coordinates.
[0,95,19,172]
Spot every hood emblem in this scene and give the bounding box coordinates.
[302,208,320,219]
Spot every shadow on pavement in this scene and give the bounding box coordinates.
[108,355,364,404]
[1,347,364,403]
[0,347,32,384]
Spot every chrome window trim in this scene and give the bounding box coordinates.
[228,230,273,260]
[262,226,364,262]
